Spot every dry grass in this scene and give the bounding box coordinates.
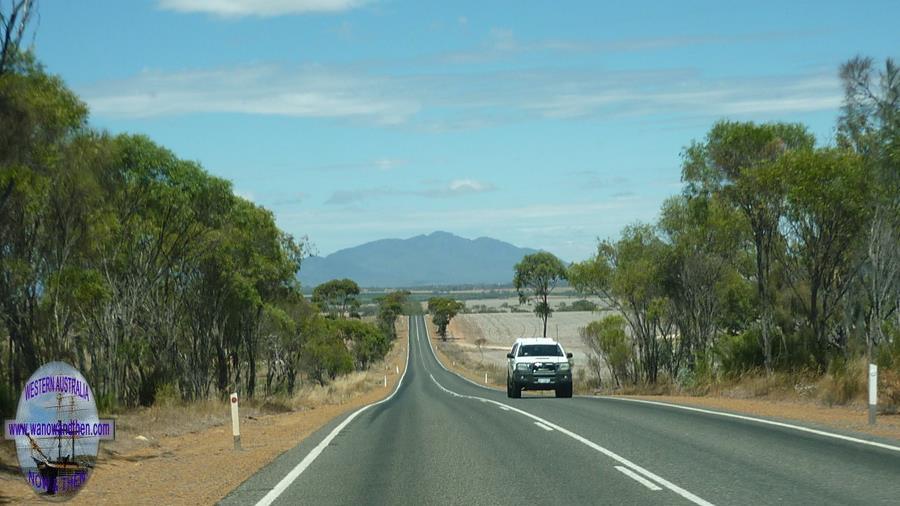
[0,317,410,505]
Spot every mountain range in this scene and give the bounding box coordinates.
[299,231,540,288]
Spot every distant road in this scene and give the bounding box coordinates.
[222,315,900,505]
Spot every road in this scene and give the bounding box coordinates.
[222,315,900,505]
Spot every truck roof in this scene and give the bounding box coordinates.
[512,337,562,346]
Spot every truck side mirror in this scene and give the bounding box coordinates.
[566,352,573,359]
[506,353,514,359]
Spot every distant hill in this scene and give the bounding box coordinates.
[299,231,541,288]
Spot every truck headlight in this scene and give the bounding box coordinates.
[559,362,570,371]
[516,363,530,372]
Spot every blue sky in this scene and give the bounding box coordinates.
[31,0,899,261]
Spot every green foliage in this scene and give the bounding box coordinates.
[717,329,766,377]
[375,290,409,337]
[581,315,632,387]
[427,297,464,340]
[330,319,390,369]
[513,252,568,337]
[305,333,354,386]
[312,279,361,318]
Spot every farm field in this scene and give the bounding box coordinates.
[445,311,613,369]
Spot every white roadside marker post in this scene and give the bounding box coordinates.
[395,365,399,375]
[384,374,387,387]
[230,392,241,450]
[868,363,877,425]
[484,372,488,384]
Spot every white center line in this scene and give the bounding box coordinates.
[421,319,714,506]
[534,421,554,431]
[616,466,662,491]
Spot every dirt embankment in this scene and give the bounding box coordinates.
[0,317,409,505]
[433,316,900,442]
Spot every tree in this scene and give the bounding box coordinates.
[658,193,749,372]
[330,319,389,369]
[581,315,632,387]
[304,332,353,386]
[778,148,873,361]
[0,0,36,75]
[513,252,567,337]
[569,224,671,383]
[312,278,360,319]
[837,56,900,365]
[375,290,408,339]
[427,297,463,341]
[682,121,815,372]
[474,337,488,362]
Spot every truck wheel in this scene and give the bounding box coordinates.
[511,380,521,399]
[555,384,572,398]
[506,374,513,398]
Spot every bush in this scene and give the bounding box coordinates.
[717,328,765,376]
[153,382,181,407]
[820,356,865,406]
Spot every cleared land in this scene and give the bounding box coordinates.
[435,313,900,441]
[447,311,609,367]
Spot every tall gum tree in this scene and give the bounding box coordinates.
[681,121,815,373]
[513,252,567,338]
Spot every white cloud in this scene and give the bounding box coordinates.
[83,65,419,124]
[448,179,491,192]
[323,178,495,205]
[82,59,842,128]
[158,0,369,17]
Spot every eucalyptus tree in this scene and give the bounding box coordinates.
[513,252,568,338]
[569,224,671,383]
[777,148,873,361]
[681,121,815,372]
[837,56,900,360]
[427,297,464,341]
[658,193,749,372]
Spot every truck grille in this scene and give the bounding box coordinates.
[532,363,557,374]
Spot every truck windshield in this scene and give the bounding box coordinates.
[518,345,562,357]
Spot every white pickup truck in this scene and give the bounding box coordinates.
[506,338,573,398]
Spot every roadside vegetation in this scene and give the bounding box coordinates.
[0,6,410,419]
[567,56,899,409]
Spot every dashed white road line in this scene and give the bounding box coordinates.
[616,466,662,491]
[420,317,714,506]
[534,421,554,432]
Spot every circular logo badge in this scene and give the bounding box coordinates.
[10,362,101,500]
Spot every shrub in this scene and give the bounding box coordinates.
[820,356,865,406]
[717,328,765,376]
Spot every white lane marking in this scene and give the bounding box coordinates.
[498,405,510,411]
[534,421,554,432]
[600,397,900,454]
[255,317,412,506]
[419,320,713,506]
[616,466,662,491]
[422,318,500,391]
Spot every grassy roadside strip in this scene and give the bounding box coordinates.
[0,317,410,505]
[427,320,504,391]
[430,318,900,441]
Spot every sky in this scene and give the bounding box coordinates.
[29,0,899,262]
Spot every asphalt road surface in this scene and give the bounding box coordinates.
[222,315,900,505]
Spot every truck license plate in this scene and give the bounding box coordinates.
[537,378,551,384]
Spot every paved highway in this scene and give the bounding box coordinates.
[222,315,900,505]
